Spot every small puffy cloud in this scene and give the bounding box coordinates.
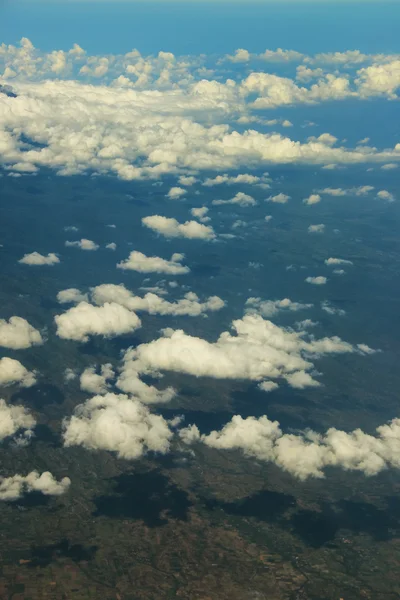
[64,367,77,382]
[267,193,290,204]
[308,224,325,233]
[106,242,117,250]
[55,302,141,342]
[259,49,304,62]
[325,257,353,266]
[63,393,176,459]
[0,471,70,501]
[377,190,395,202]
[225,48,251,63]
[381,163,398,170]
[0,398,36,443]
[80,363,114,395]
[65,239,99,251]
[246,297,312,318]
[190,206,210,222]
[321,301,346,316]
[0,317,43,349]
[285,370,320,389]
[142,215,215,240]
[203,173,267,187]
[303,194,321,205]
[319,185,374,197]
[117,250,190,274]
[265,215,273,222]
[305,276,327,285]
[178,175,197,186]
[57,288,89,304]
[18,252,60,266]
[167,186,186,200]
[0,357,37,388]
[212,192,257,207]
[180,413,400,480]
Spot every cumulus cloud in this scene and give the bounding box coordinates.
[142,215,215,240]
[246,297,312,318]
[80,363,115,395]
[0,357,36,388]
[117,250,190,274]
[267,193,290,204]
[325,258,353,266]
[190,206,210,222]
[167,186,186,199]
[118,313,371,395]
[0,317,43,349]
[321,301,346,316]
[57,288,89,304]
[63,393,177,458]
[319,185,374,196]
[377,190,395,202]
[212,192,257,207]
[18,252,60,265]
[54,302,141,342]
[91,284,225,317]
[0,471,70,501]
[308,224,325,233]
[202,173,269,187]
[0,398,36,443]
[65,239,99,250]
[303,194,321,205]
[106,242,117,250]
[305,276,327,285]
[179,412,400,480]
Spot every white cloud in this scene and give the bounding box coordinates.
[167,186,186,199]
[308,224,325,233]
[80,363,115,395]
[259,49,304,62]
[142,215,215,240]
[381,163,398,170]
[178,175,197,186]
[91,284,225,317]
[117,250,190,274]
[190,206,210,222]
[65,238,99,250]
[55,302,141,342]
[63,392,177,459]
[225,49,251,63]
[202,173,268,187]
[246,297,312,317]
[212,192,257,207]
[377,190,395,202]
[267,193,290,204]
[0,317,43,349]
[18,252,60,266]
[57,288,89,304]
[356,60,400,99]
[265,215,273,222]
[305,276,327,285]
[325,257,353,266]
[0,398,36,443]
[321,301,346,316]
[0,357,37,388]
[179,412,400,481]
[106,242,117,250]
[319,185,374,196]
[303,194,321,205]
[0,471,71,501]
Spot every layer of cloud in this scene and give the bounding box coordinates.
[0,317,43,349]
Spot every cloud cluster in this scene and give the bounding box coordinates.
[142,215,215,240]
[117,250,190,274]
[246,297,312,318]
[0,398,36,443]
[0,357,36,387]
[18,252,60,266]
[180,413,400,481]
[55,302,141,342]
[63,393,177,459]
[0,317,43,349]
[0,471,71,501]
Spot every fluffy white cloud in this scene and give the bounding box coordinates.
[106,242,117,250]
[167,186,186,199]
[178,175,197,186]
[65,239,99,250]
[119,313,371,395]
[325,258,353,266]
[18,252,60,265]
[246,297,312,317]
[180,412,400,481]
[319,185,374,196]
[91,284,225,317]
[0,398,36,443]
[117,250,190,274]
[0,317,43,349]
[356,60,400,99]
[267,193,290,204]
[225,49,251,63]
[305,276,327,285]
[190,206,210,222]
[142,215,216,240]
[80,364,114,395]
[212,192,257,207]
[0,471,70,501]
[259,49,304,62]
[308,224,325,233]
[303,194,321,205]
[202,173,269,187]
[377,190,395,202]
[321,301,346,316]
[63,393,176,459]
[57,288,89,304]
[0,357,36,388]
[55,302,141,342]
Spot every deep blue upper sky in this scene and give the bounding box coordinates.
[1,1,400,56]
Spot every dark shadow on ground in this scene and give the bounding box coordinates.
[11,384,65,410]
[27,539,98,568]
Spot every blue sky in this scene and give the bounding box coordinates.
[1,1,400,55]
